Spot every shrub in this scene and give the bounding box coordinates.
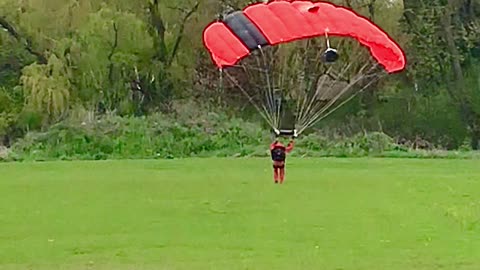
[7,110,480,161]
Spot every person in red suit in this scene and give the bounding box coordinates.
[270,129,297,184]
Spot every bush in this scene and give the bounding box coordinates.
[9,111,270,161]
[292,131,395,158]
[7,109,480,162]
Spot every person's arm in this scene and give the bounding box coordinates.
[286,140,294,153]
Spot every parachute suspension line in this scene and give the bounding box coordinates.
[296,65,334,130]
[296,35,344,131]
[279,49,301,132]
[298,62,371,133]
[298,64,371,134]
[298,72,384,135]
[241,56,279,130]
[259,46,281,130]
[297,64,383,135]
[253,52,276,129]
[218,68,224,95]
[325,30,331,49]
[296,61,352,131]
[223,70,277,130]
[236,58,273,120]
[295,39,323,131]
[313,69,384,124]
[296,45,367,133]
[294,39,314,131]
[262,49,278,129]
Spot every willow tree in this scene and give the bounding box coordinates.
[19,54,71,124]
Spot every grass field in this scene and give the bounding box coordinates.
[1,158,480,269]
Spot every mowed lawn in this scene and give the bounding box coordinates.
[1,158,479,270]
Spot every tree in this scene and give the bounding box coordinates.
[401,0,480,148]
[19,54,71,124]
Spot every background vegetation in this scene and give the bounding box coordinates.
[0,0,479,160]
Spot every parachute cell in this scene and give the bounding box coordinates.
[203,22,250,67]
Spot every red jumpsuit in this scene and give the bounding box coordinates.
[270,140,294,184]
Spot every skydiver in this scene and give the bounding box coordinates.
[270,129,297,184]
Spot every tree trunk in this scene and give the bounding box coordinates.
[443,0,466,99]
[148,0,168,62]
[471,121,480,150]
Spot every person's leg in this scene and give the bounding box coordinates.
[273,165,279,183]
[279,163,285,183]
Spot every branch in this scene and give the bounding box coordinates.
[367,0,376,20]
[166,1,199,67]
[0,16,47,64]
[149,0,165,40]
[107,22,119,61]
[107,22,119,83]
[0,17,20,39]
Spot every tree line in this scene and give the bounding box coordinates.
[0,0,479,150]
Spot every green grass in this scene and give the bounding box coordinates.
[1,158,479,269]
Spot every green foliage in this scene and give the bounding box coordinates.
[15,109,44,132]
[6,110,479,162]
[465,60,480,115]
[293,131,395,157]
[374,87,468,149]
[0,33,35,90]
[73,6,155,109]
[9,111,269,161]
[0,112,15,139]
[19,55,71,123]
[0,87,17,113]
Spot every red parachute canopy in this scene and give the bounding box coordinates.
[203,0,406,73]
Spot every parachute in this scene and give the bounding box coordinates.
[203,0,406,136]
